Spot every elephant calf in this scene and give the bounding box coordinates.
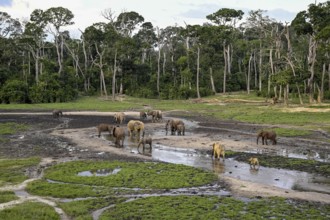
[138,137,152,153]
[212,143,225,161]
[147,110,162,122]
[114,112,125,124]
[248,157,260,170]
[257,130,277,145]
[52,109,63,118]
[112,126,125,147]
[140,111,147,120]
[97,123,113,137]
[165,119,184,135]
[176,124,185,136]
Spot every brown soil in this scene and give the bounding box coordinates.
[1,110,330,203]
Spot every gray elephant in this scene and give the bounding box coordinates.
[137,137,152,153]
[52,109,63,118]
[96,123,114,137]
[112,126,125,147]
[257,130,277,145]
[114,112,125,124]
[165,119,184,135]
[147,110,162,122]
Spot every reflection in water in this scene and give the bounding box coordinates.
[150,145,330,194]
[77,168,121,177]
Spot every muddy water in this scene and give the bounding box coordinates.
[103,134,330,194]
[102,118,330,195]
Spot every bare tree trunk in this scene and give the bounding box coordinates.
[259,42,263,91]
[210,67,216,94]
[163,51,166,75]
[307,36,317,103]
[112,49,117,101]
[223,42,227,94]
[254,51,257,88]
[269,48,274,95]
[94,44,108,98]
[247,53,253,94]
[320,63,326,102]
[196,46,200,99]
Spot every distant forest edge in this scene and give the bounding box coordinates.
[0,2,330,104]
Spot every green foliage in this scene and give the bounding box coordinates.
[100,196,330,220]
[0,202,60,220]
[58,197,125,219]
[272,127,311,137]
[0,157,41,186]
[0,79,28,104]
[0,122,28,135]
[26,180,105,198]
[42,160,217,189]
[0,191,18,204]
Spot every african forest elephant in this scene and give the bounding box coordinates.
[96,123,114,137]
[176,123,185,136]
[114,112,125,124]
[112,126,125,147]
[212,143,225,161]
[137,137,152,153]
[127,120,145,140]
[52,109,63,118]
[165,119,184,135]
[140,111,147,120]
[147,110,162,122]
[257,130,277,145]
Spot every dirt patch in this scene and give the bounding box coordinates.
[1,110,330,203]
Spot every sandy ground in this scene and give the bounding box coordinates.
[47,111,330,204]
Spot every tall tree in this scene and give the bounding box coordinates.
[207,8,244,93]
[44,7,74,75]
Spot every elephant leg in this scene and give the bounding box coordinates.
[265,138,268,145]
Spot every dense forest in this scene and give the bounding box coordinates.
[0,2,330,104]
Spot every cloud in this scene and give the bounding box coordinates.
[265,8,297,23]
[180,3,220,19]
[0,0,12,7]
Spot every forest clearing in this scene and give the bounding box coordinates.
[0,94,329,219]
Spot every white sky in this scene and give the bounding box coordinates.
[0,0,324,38]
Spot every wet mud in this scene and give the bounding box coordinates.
[0,111,330,207]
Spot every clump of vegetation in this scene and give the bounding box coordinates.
[0,157,41,186]
[0,191,18,204]
[100,196,330,219]
[42,160,218,189]
[0,122,28,135]
[58,197,126,219]
[0,202,60,220]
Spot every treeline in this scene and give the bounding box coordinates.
[0,2,330,104]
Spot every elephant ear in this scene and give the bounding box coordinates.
[112,126,117,136]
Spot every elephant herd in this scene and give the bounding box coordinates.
[94,110,186,153]
[52,109,277,163]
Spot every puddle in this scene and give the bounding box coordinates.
[101,120,330,194]
[77,168,121,177]
[118,143,330,194]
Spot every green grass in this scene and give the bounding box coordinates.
[58,197,125,220]
[1,94,330,132]
[100,196,330,220]
[0,157,41,186]
[0,191,18,204]
[0,202,60,220]
[41,160,217,189]
[0,122,28,135]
